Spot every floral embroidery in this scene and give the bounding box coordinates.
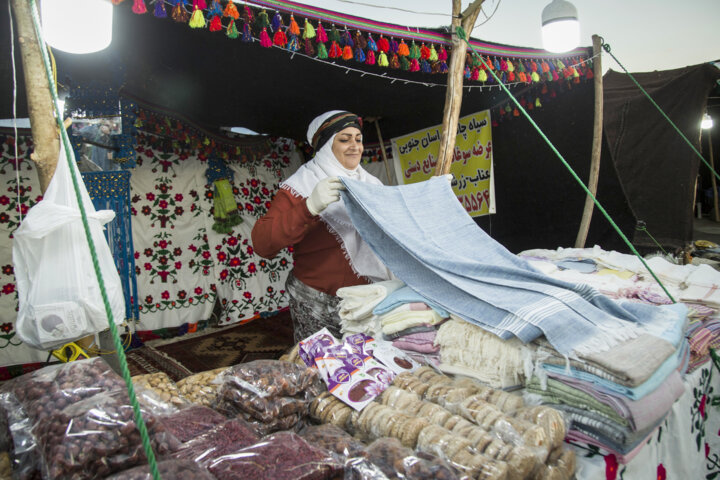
[604,453,618,480]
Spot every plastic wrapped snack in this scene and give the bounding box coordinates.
[0,391,40,480]
[208,431,344,480]
[361,437,459,480]
[157,405,227,443]
[32,390,180,479]
[131,372,190,408]
[309,391,354,430]
[105,459,215,480]
[514,405,567,450]
[8,357,126,423]
[299,423,366,458]
[214,360,323,432]
[170,418,259,468]
[175,367,229,406]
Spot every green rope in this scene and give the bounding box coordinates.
[635,221,668,256]
[26,2,162,478]
[602,41,720,183]
[455,26,676,303]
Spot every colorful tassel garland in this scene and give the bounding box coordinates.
[316,22,328,42]
[552,70,560,81]
[390,54,401,69]
[507,60,514,72]
[420,43,430,60]
[271,10,282,32]
[366,33,377,51]
[255,9,270,31]
[317,42,328,59]
[243,6,253,23]
[242,23,252,42]
[259,28,273,48]
[408,41,420,59]
[287,34,299,52]
[493,58,501,70]
[354,47,366,63]
[172,4,190,22]
[464,66,471,80]
[439,61,448,73]
[132,0,147,14]
[354,31,367,49]
[586,68,594,79]
[303,19,315,39]
[288,14,300,36]
[390,39,401,54]
[153,1,167,18]
[209,15,222,32]
[420,59,431,73]
[513,108,520,117]
[428,45,438,62]
[342,45,353,60]
[508,71,515,82]
[535,98,542,108]
[212,179,243,234]
[470,67,479,81]
[189,7,205,28]
[224,0,239,19]
[478,69,488,82]
[531,71,540,82]
[273,29,287,47]
[399,55,409,70]
[500,59,508,71]
[226,19,239,38]
[193,0,206,10]
[377,35,389,52]
[328,41,342,58]
[377,51,389,67]
[409,58,420,72]
[343,30,354,48]
[365,50,376,65]
[207,0,222,16]
[329,25,341,43]
[438,46,448,61]
[304,38,315,55]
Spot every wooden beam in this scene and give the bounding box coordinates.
[10,0,59,194]
[434,0,484,176]
[574,34,604,248]
[370,118,394,185]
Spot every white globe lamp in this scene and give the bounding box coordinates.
[541,0,580,53]
[41,0,113,54]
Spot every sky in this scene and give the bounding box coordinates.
[306,0,720,74]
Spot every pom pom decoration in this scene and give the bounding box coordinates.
[271,10,283,32]
[389,38,399,54]
[316,21,328,42]
[226,19,239,38]
[399,55,409,70]
[224,0,239,19]
[365,50,375,65]
[304,38,315,55]
[354,47,366,62]
[552,70,560,81]
[500,59,508,71]
[154,1,167,18]
[172,4,191,23]
[207,0,222,16]
[508,71,515,82]
[189,6,206,28]
[541,60,550,73]
[586,67,594,79]
[535,97,542,108]
[366,33,377,51]
[439,61,448,73]
[507,60,514,72]
[343,30,354,48]
[243,6,253,24]
[317,42,328,59]
[132,0,147,14]
[209,15,222,32]
[287,34,299,52]
[410,58,420,72]
[377,51,389,67]
[193,0,206,10]
[303,19,315,39]
[420,43,430,60]
[259,27,273,48]
[328,41,342,58]
[377,35,389,52]
[428,44,438,62]
[493,57,501,70]
[396,39,409,56]
[342,45,353,60]
[478,69,488,82]
[255,9,270,31]
[390,54,401,69]
[241,23,252,42]
[273,28,287,47]
[531,71,540,82]
[438,46,448,61]
[354,31,367,49]
[420,59,431,73]
[288,14,300,36]
[329,24,341,43]
[513,107,520,117]
[470,67,479,81]
[408,41,420,59]
[464,65,471,79]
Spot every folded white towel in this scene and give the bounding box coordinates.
[337,279,405,322]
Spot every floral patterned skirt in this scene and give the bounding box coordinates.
[285,271,342,343]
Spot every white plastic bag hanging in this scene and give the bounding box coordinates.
[12,141,125,350]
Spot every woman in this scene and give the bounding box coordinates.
[251,110,392,342]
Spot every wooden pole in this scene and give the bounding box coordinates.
[434,0,484,176]
[10,0,59,194]
[574,34,604,248]
[371,119,394,185]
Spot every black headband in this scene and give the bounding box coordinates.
[312,112,363,151]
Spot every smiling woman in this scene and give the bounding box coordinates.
[251,110,392,343]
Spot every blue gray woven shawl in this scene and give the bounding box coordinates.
[340,176,681,356]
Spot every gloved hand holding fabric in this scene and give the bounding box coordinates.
[306,176,345,216]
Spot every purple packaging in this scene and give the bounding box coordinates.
[344,333,380,356]
[298,328,339,367]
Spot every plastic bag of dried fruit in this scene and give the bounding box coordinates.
[169,418,260,468]
[104,459,215,480]
[213,360,323,433]
[360,437,461,480]
[156,405,227,443]
[32,389,181,479]
[0,390,41,480]
[175,367,229,406]
[208,431,344,480]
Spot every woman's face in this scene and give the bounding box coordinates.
[331,127,363,170]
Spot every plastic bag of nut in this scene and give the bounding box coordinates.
[31,390,181,479]
[7,357,126,423]
[213,360,323,431]
[175,367,229,407]
[131,372,190,409]
[104,458,215,480]
[169,418,260,468]
[298,423,366,458]
[207,431,344,480]
[156,405,227,443]
[360,437,461,480]
[0,391,41,480]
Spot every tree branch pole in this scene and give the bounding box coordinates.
[434,0,484,176]
[369,118,394,184]
[574,34,604,248]
[10,0,59,194]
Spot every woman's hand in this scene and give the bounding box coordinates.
[306,177,345,215]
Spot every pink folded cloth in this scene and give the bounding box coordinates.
[392,331,439,353]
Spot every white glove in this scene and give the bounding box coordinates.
[306,177,345,216]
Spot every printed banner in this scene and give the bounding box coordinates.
[391,110,495,217]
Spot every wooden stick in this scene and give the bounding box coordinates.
[574,34,604,248]
[434,0,484,176]
[372,118,394,184]
[10,0,59,194]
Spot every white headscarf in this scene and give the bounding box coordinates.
[282,111,392,283]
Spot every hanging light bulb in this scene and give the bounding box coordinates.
[702,113,714,129]
[41,0,113,54]
[541,0,580,53]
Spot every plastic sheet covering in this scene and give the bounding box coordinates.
[104,458,215,480]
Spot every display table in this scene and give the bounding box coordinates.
[571,362,720,479]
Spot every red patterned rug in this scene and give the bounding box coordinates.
[151,310,294,375]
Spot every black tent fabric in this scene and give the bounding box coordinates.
[602,64,720,249]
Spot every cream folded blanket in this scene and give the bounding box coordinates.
[337,279,405,322]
